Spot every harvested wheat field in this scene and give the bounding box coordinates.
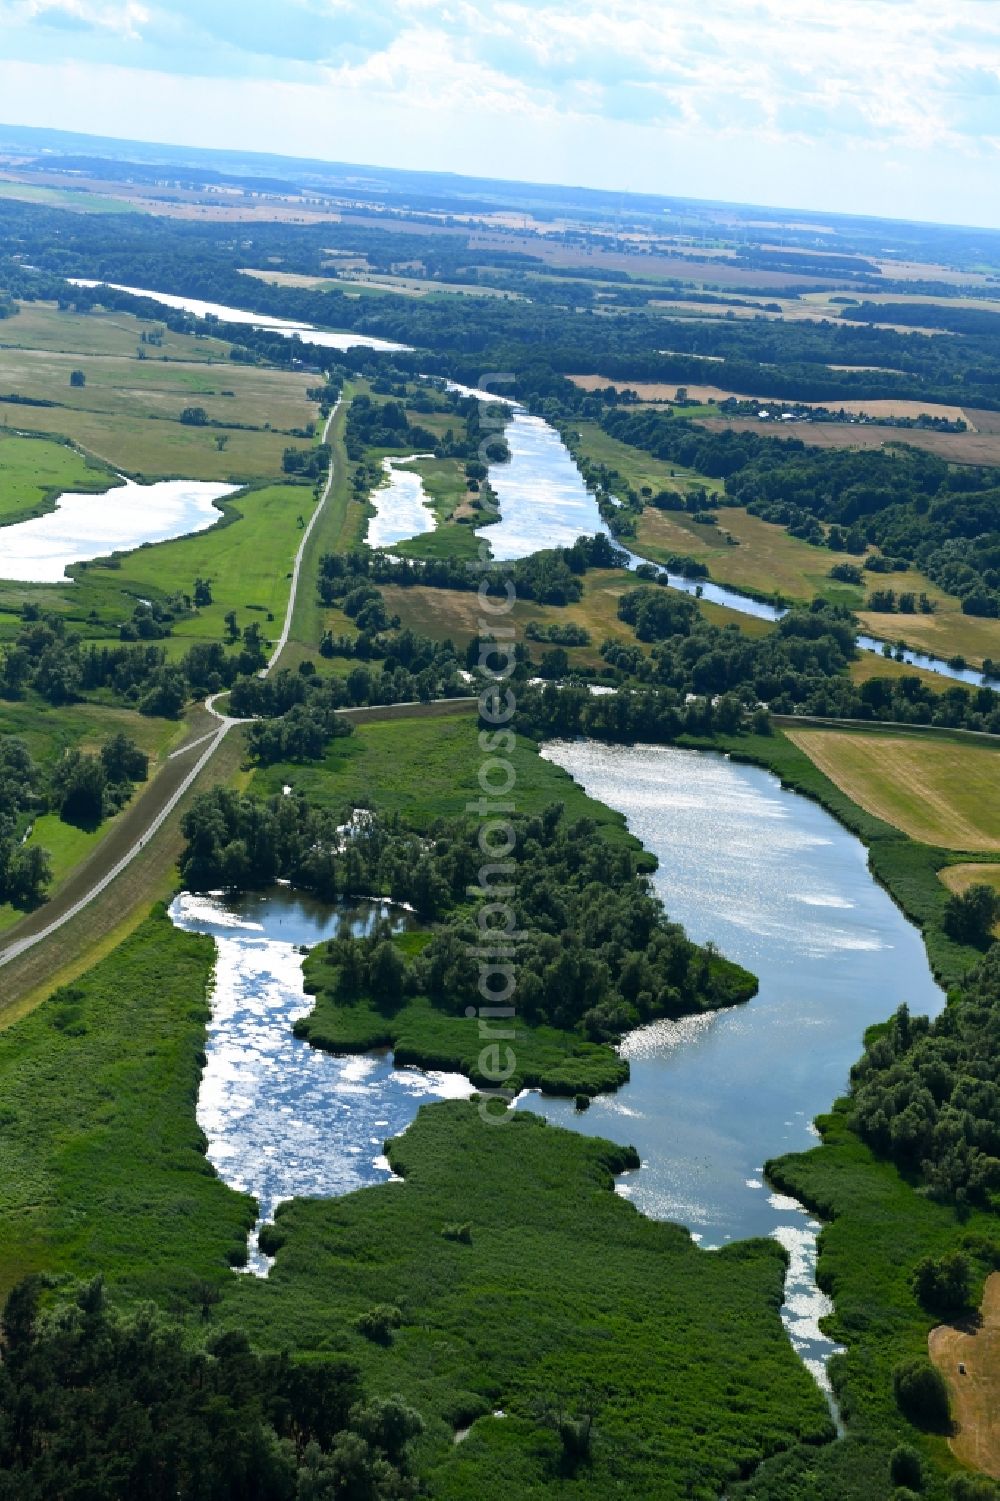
[785,729,1000,851]
[929,1273,1000,1480]
[697,417,1000,466]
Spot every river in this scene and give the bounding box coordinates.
[64,280,994,686]
[0,475,239,582]
[517,740,944,1390]
[67,279,409,353]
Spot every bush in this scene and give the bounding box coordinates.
[354,1304,402,1344]
[943,884,1000,946]
[911,1252,970,1313]
[889,1443,924,1490]
[892,1358,951,1432]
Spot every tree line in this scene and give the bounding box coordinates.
[602,406,1000,619]
[849,944,1000,1205]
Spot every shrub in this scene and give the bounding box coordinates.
[892,1358,951,1432]
[354,1304,402,1344]
[889,1443,924,1490]
[911,1252,970,1314]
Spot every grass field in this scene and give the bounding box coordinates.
[382,568,646,669]
[251,711,644,850]
[0,911,254,1304]
[383,566,771,670]
[391,454,484,563]
[3,300,229,362]
[283,388,367,667]
[67,480,316,653]
[0,696,181,771]
[0,431,114,525]
[929,1273,1000,1480]
[856,581,1000,669]
[571,419,723,500]
[847,652,951,693]
[0,700,187,932]
[0,400,302,483]
[635,504,860,605]
[0,299,317,482]
[0,345,316,434]
[785,728,1000,851]
[0,180,137,213]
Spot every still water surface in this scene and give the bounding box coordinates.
[365,454,437,548]
[480,411,607,560]
[169,744,944,1387]
[169,888,472,1274]
[521,740,944,1387]
[0,475,238,582]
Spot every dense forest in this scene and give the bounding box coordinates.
[849,946,1000,1205]
[0,1276,422,1500]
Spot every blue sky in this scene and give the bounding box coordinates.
[1,0,999,226]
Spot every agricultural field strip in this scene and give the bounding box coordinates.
[785,728,1000,852]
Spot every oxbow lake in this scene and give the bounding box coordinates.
[0,476,239,583]
[520,740,944,1390]
[365,455,437,549]
[170,743,943,1391]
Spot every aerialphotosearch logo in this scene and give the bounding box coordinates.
[464,373,521,1124]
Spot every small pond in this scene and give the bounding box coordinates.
[365,454,437,548]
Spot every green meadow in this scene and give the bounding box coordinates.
[0,431,114,526]
[250,710,643,848]
[68,480,317,654]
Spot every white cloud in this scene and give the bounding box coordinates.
[17,0,148,38]
[1,1,1000,223]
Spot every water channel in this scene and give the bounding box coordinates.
[63,280,993,686]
